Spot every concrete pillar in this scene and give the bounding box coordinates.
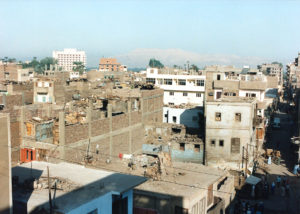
[20,106,25,144]
[107,104,113,158]
[141,98,144,124]
[2,94,6,107]
[47,104,51,118]
[50,64,53,71]
[128,101,132,153]
[59,112,65,160]
[87,100,92,139]
[21,92,25,106]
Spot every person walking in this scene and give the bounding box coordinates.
[271,182,276,195]
[276,176,281,188]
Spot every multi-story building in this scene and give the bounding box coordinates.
[258,63,283,87]
[53,48,86,71]
[205,97,258,171]
[205,67,268,118]
[146,67,205,129]
[98,58,127,72]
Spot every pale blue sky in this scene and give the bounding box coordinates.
[1,0,300,67]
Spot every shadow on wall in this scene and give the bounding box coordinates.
[11,166,44,214]
[179,107,204,136]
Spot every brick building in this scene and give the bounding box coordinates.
[99,58,127,72]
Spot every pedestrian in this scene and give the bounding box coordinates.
[276,176,281,188]
[281,185,285,197]
[282,176,287,186]
[271,182,275,194]
[286,183,290,197]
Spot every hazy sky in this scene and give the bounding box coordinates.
[1,0,300,67]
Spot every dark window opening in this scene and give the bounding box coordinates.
[211,140,215,146]
[194,144,200,152]
[173,116,177,123]
[219,140,224,147]
[172,128,181,134]
[217,74,221,80]
[112,196,128,214]
[179,143,185,151]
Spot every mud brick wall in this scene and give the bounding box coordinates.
[64,144,87,163]
[24,91,33,104]
[112,132,130,156]
[0,94,23,109]
[141,89,163,124]
[131,111,142,125]
[65,124,88,144]
[112,114,129,131]
[132,127,145,153]
[91,118,110,137]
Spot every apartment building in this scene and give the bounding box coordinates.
[205,97,257,171]
[53,48,86,71]
[146,67,205,129]
[258,63,283,87]
[99,58,127,72]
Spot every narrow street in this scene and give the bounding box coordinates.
[257,98,300,214]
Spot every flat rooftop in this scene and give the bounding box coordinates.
[13,161,147,213]
[135,162,227,199]
[207,96,256,103]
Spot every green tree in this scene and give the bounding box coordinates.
[190,64,199,72]
[73,61,85,74]
[149,58,164,68]
[22,57,57,74]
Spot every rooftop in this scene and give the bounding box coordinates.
[13,161,147,213]
[135,162,227,199]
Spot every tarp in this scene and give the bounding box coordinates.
[245,175,261,185]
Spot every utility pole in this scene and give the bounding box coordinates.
[47,166,52,213]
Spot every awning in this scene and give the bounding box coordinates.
[245,175,261,185]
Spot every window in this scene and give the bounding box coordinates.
[217,74,221,80]
[211,140,216,146]
[179,143,185,151]
[196,93,201,97]
[194,144,200,152]
[146,78,155,84]
[215,112,221,121]
[231,138,240,154]
[172,116,177,123]
[178,79,186,85]
[219,140,224,147]
[164,79,172,85]
[169,91,174,96]
[235,113,241,122]
[196,79,205,86]
[168,102,174,106]
[183,92,188,96]
[251,93,256,97]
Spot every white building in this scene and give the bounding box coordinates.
[53,48,86,71]
[146,68,205,106]
[205,98,257,170]
[146,68,205,129]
